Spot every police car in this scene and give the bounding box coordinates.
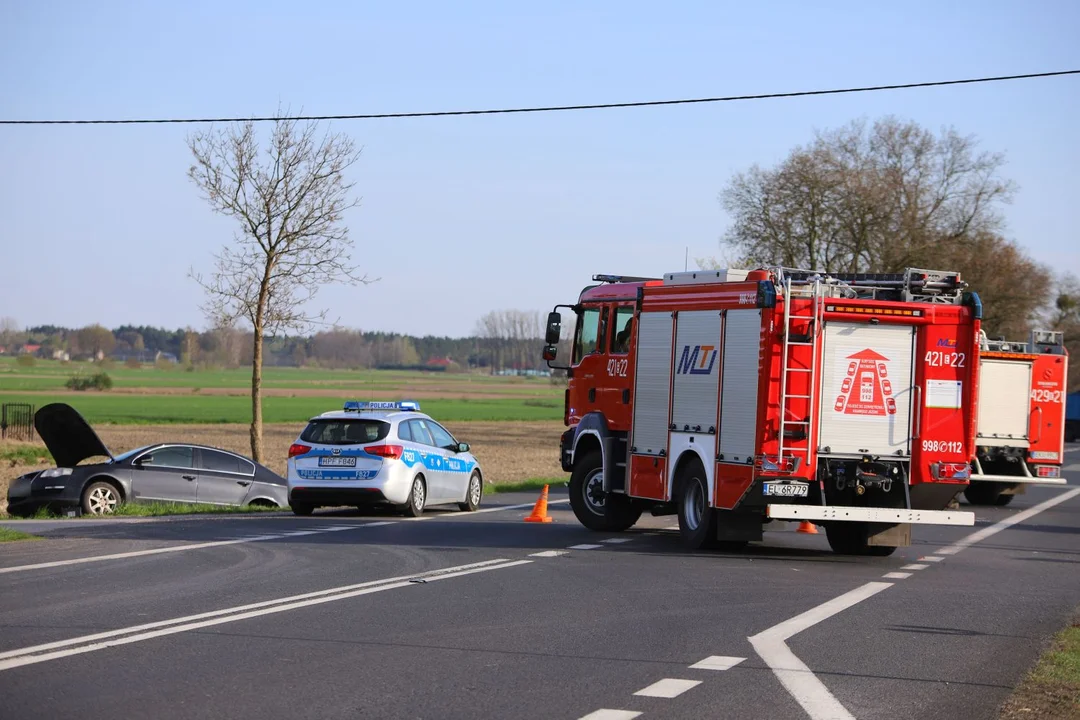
[286,401,483,517]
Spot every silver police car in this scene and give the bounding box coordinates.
[286,401,483,517]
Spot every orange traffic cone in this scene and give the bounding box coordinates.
[797,520,818,534]
[524,485,553,523]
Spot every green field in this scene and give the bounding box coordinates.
[0,358,563,425]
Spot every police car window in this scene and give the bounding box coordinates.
[398,422,413,442]
[610,307,633,354]
[573,308,601,364]
[428,422,456,450]
[409,420,435,446]
[141,446,193,469]
[300,420,390,445]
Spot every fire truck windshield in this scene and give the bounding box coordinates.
[573,307,602,364]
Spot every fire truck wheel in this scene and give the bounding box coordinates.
[963,482,1004,506]
[824,523,897,556]
[676,462,718,550]
[569,451,614,531]
[993,493,1015,507]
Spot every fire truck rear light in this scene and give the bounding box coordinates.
[365,444,404,460]
[288,443,312,458]
[932,462,971,481]
[1035,466,1061,478]
[756,455,802,473]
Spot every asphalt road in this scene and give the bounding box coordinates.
[1,453,1078,720]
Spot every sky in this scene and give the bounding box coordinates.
[1,0,1078,338]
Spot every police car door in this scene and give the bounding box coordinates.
[409,419,452,503]
[427,421,468,503]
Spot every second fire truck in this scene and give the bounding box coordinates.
[543,267,982,556]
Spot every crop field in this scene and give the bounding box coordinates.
[0,358,569,513]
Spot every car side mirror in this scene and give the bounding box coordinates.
[545,312,562,345]
[457,442,470,453]
[133,457,148,467]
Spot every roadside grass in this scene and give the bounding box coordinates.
[487,478,567,494]
[0,445,53,465]
[1000,614,1080,719]
[0,526,39,542]
[3,502,285,520]
[0,393,561,425]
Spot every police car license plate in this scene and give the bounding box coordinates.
[763,482,808,498]
[319,456,356,467]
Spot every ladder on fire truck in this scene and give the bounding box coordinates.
[777,274,825,470]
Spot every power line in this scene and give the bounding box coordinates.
[3,69,1078,126]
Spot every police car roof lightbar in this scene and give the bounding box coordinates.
[343,401,421,412]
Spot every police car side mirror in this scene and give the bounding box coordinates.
[457,442,470,453]
[543,345,558,362]
[545,312,562,345]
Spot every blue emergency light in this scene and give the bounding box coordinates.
[343,400,421,412]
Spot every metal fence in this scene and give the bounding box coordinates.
[1,403,34,441]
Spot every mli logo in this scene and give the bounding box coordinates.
[936,338,958,348]
[677,345,718,375]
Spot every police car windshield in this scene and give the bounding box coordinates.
[300,419,390,445]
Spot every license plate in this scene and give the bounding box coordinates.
[319,456,356,467]
[763,482,809,498]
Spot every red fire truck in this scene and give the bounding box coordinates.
[542,267,982,556]
[966,330,1069,505]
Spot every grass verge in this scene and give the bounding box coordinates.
[1000,613,1080,719]
[0,445,53,465]
[0,526,39,542]
[488,478,567,494]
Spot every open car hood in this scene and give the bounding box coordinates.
[34,403,113,468]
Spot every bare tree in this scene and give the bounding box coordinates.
[187,112,370,461]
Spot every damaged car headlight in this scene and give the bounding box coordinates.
[40,468,74,478]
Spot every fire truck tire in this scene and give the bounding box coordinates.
[824,523,897,557]
[993,493,1015,507]
[569,451,618,531]
[675,461,718,550]
[963,482,1004,506]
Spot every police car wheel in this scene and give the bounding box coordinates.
[404,475,426,517]
[459,472,482,512]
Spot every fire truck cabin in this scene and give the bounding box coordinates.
[544,267,982,556]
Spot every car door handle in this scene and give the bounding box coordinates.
[182,475,196,481]
[236,481,251,487]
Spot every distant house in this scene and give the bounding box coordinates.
[426,357,453,368]
[51,349,70,362]
[0,345,6,355]
[19,344,41,356]
[154,351,179,364]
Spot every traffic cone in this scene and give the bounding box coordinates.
[797,520,818,534]
[524,484,553,523]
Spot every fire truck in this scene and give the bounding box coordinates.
[542,267,982,556]
[965,330,1069,505]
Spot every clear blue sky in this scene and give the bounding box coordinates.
[1,1,1077,337]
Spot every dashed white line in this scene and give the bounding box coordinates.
[578,710,642,720]
[883,572,912,579]
[529,550,569,558]
[901,563,929,571]
[689,655,746,671]
[600,538,633,544]
[633,678,701,698]
[920,555,945,562]
[568,544,603,550]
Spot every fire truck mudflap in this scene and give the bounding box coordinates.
[545,268,979,557]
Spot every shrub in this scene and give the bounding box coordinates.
[65,372,113,391]
[14,354,35,368]
[124,357,142,369]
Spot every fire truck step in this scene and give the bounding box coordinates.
[785,368,813,373]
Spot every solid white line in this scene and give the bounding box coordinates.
[689,655,746,671]
[568,544,603,550]
[600,538,633,544]
[749,582,892,720]
[0,559,531,671]
[578,710,642,720]
[633,678,701,698]
[280,531,320,536]
[901,563,929,571]
[883,572,912,579]
[937,487,1080,556]
[529,550,569,558]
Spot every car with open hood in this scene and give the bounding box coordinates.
[5,403,288,517]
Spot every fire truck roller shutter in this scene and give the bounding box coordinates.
[631,312,675,456]
[976,359,1032,447]
[818,322,916,457]
[718,309,762,465]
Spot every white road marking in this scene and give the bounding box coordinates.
[919,556,945,562]
[664,524,681,531]
[568,544,603,550]
[689,655,746,671]
[901,563,929,571]
[529,550,569,558]
[883,572,912,579]
[937,487,1080,556]
[1063,463,1080,471]
[280,531,320,536]
[0,558,530,671]
[578,710,642,720]
[749,582,892,720]
[633,678,702,698]
[600,538,633,544]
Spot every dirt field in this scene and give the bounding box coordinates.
[0,420,566,514]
